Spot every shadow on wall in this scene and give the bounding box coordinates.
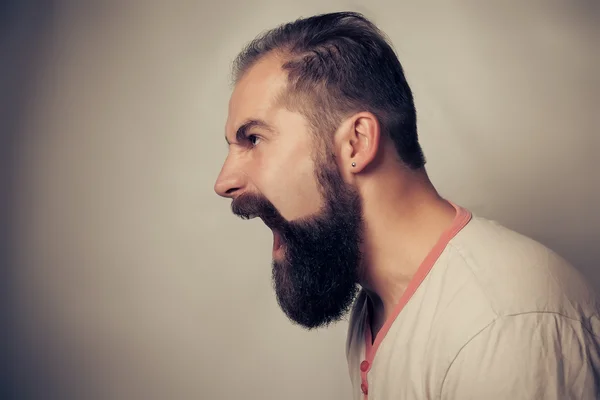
[1,1,56,398]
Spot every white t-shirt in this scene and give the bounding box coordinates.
[346,203,600,399]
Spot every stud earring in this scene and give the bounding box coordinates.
[351,162,356,167]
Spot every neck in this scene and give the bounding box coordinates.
[358,168,457,338]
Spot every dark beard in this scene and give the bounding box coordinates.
[231,160,363,329]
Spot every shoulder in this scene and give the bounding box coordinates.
[440,312,600,399]
[446,215,600,320]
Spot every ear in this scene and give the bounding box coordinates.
[336,111,381,175]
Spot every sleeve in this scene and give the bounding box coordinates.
[440,312,600,400]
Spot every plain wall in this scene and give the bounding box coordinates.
[5,1,599,399]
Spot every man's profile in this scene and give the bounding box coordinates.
[214,11,599,399]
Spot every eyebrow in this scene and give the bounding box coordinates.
[225,119,275,145]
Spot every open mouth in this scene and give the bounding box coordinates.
[259,216,284,256]
[272,229,283,253]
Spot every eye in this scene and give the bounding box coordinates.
[247,134,262,147]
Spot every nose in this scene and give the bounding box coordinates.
[214,157,246,199]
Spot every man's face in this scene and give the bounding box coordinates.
[214,55,363,329]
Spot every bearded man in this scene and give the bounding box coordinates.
[214,11,600,399]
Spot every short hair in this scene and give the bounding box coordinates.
[232,11,426,170]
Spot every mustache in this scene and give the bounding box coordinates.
[231,193,286,229]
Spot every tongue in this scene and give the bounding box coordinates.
[273,230,282,251]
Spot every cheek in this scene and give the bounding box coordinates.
[262,149,323,221]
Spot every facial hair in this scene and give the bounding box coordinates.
[231,159,363,329]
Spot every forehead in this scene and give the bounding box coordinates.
[226,55,288,135]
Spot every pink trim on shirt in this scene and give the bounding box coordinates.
[359,201,472,398]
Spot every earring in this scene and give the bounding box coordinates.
[351,162,356,167]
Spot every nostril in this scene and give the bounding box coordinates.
[225,187,239,195]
